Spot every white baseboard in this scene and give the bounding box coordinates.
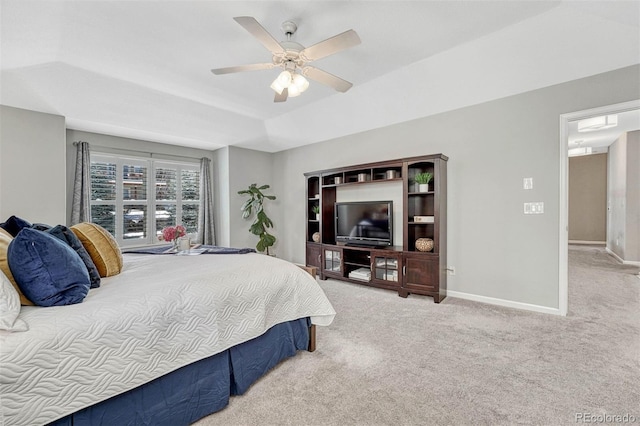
[446,290,563,316]
[605,247,640,266]
[569,240,605,245]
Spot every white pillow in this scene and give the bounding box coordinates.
[0,269,28,332]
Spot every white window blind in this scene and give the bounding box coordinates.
[90,153,200,246]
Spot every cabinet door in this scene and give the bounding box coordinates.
[306,243,322,270]
[371,252,401,286]
[403,254,439,293]
[323,248,342,276]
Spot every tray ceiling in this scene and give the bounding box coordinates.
[1,1,638,152]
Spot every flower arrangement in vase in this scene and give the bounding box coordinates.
[161,225,186,250]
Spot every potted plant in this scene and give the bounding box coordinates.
[311,205,320,221]
[414,172,433,192]
[238,183,277,255]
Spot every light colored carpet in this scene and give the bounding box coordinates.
[195,246,639,425]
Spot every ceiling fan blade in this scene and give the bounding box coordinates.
[303,66,353,93]
[300,30,361,62]
[274,88,288,103]
[211,63,275,75]
[234,16,285,54]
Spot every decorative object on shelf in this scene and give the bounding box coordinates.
[311,205,320,221]
[357,173,369,182]
[161,225,187,250]
[385,170,398,179]
[413,216,434,223]
[414,172,433,192]
[238,183,277,254]
[314,193,320,198]
[415,237,434,252]
[312,232,320,243]
[334,176,343,184]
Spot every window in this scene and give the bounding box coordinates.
[90,153,200,246]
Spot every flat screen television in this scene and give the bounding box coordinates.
[335,201,393,247]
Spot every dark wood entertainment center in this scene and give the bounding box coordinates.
[305,154,448,302]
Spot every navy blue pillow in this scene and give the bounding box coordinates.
[0,216,32,237]
[37,224,101,289]
[31,223,53,231]
[8,228,90,307]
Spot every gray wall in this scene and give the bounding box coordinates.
[608,133,627,258]
[1,121,272,250]
[209,146,275,251]
[65,129,215,227]
[0,105,66,225]
[227,146,275,252]
[568,153,607,242]
[627,131,640,262]
[607,130,640,262]
[272,65,640,310]
[1,65,639,310]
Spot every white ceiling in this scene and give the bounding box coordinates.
[1,1,639,152]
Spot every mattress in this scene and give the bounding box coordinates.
[0,253,335,426]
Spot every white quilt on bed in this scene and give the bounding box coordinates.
[0,253,335,426]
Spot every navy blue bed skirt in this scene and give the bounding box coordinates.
[49,318,310,426]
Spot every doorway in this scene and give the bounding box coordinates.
[559,100,640,316]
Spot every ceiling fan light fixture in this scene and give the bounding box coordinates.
[288,84,302,97]
[292,74,309,93]
[270,79,285,95]
[577,114,618,132]
[214,17,361,102]
[277,70,293,87]
[271,70,293,94]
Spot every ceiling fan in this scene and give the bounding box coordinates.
[211,17,361,102]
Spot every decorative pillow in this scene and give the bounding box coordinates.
[0,215,32,237]
[8,228,91,307]
[0,270,28,332]
[0,228,33,306]
[31,223,53,231]
[41,225,101,288]
[71,222,123,277]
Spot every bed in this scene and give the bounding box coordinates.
[0,245,335,426]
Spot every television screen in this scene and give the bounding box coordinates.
[335,201,392,246]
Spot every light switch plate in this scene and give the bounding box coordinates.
[523,178,533,190]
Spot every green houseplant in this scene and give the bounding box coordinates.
[414,172,433,192]
[238,183,277,254]
[311,205,320,220]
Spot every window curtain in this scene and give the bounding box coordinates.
[71,141,91,225]
[197,157,215,245]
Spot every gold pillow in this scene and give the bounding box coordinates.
[0,228,34,306]
[71,223,123,277]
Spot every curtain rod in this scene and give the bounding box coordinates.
[73,141,203,162]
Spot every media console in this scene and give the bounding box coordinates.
[305,154,448,302]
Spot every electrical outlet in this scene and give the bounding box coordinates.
[524,202,544,214]
[523,178,533,190]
